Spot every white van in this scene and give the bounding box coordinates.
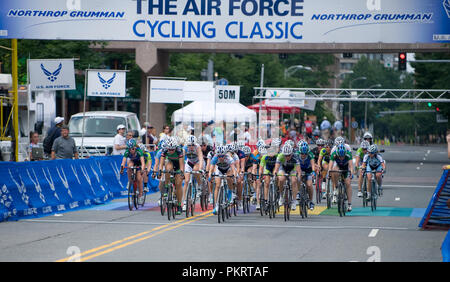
[68,111,141,157]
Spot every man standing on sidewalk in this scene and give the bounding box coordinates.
[51,125,79,160]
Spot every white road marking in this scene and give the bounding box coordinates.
[427,150,430,154]
[395,197,401,201]
[369,229,379,237]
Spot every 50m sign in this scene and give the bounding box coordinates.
[215,85,240,103]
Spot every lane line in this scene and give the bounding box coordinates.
[77,213,213,262]
[55,210,212,262]
[368,229,379,237]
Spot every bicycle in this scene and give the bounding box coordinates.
[314,170,322,204]
[125,166,140,211]
[329,170,349,217]
[361,170,369,208]
[185,170,202,218]
[161,170,182,220]
[298,172,310,219]
[367,169,385,212]
[326,174,333,209]
[157,171,167,216]
[199,172,210,211]
[282,176,293,221]
[212,173,235,223]
[262,173,277,219]
[241,172,253,214]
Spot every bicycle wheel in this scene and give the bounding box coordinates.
[362,175,368,208]
[326,178,332,209]
[268,183,273,219]
[303,185,308,218]
[167,186,172,220]
[217,186,223,223]
[315,174,321,204]
[186,183,192,218]
[127,182,134,211]
[191,185,196,217]
[160,188,166,216]
[299,184,305,218]
[284,187,290,221]
[259,185,265,217]
[338,182,345,217]
[371,178,377,212]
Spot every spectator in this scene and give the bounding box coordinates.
[28,131,43,161]
[320,116,331,139]
[159,124,171,142]
[142,124,157,150]
[304,116,313,139]
[51,125,78,160]
[333,120,343,137]
[113,124,127,155]
[43,116,64,158]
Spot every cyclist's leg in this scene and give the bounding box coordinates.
[290,174,299,209]
[366,167,373,195]
[137,169,144,200]
[126,160,133,184]
[306,176,314,203]
[344,172,352,206]
[263,174,270,202]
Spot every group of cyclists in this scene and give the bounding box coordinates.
[119,129,386,217]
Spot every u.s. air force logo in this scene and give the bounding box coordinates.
[97,72,116,89]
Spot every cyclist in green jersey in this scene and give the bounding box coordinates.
[273,144,301,211]
[139,144,153,194]
[328,144,355,211]
[355,140,370,197]
[317,139,333,199]
[258,146,278,210]
[120,139,146,205]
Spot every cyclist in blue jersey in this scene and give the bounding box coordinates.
[208,145,237,215]
[361,144,386,200]
[297,141,316,210]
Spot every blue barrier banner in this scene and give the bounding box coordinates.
[0,156,157,222]
[443,231,450,262]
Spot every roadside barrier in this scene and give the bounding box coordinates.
[0,156,158,222]
[443,230,450,262]
[419,169,450,230]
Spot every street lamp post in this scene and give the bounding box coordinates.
[284,65,312,79]
[348,76,366,144]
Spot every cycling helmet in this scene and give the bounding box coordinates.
[271,138,282,147]
[337,144,346,157]
[316,138,325,146]
[139,143,147,151]
[236,140,245,150]
[166,137,177,149]
[285,140,295,148]
[326,139,334,147]
[282,144,293,155]
[256,139,265,148]
[363,132,373,140]
[243,146,251,156]
[368,144,378,154]
[299,142,309,154]
[186,135,197,146]
[127,139,137,148]
[259,146,267,155]
[216,145,227,155]
[360,140,370,150]
[334,136,345,146]
[226,143,235,153]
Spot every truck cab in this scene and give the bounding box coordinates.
[68,111,140,157]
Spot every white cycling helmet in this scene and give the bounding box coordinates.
[360,140,370,150]
[226,143,235,152]
[282,144,293,155]
[242,146,251,156]
[256,139,265,148]
[363,132,373,139]
[334,136,345,146]
[186,135,197,145]
[216,145,227,155]
[166,137,178,149]
[271,138,282,147]
[368,144,378,154]
[259,146,267,155]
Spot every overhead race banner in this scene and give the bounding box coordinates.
[28,59,76,91]
[87,69,127,97]
[1,0,449,43]
[149,79,185,104]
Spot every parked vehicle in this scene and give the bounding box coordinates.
[68,111,140,157]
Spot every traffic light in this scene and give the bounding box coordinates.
[398,52,407,71]
[427,102,432,107]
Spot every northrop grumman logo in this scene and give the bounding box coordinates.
[41,63,62,82]
[444,0,450,18]
[98,72,116,89]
